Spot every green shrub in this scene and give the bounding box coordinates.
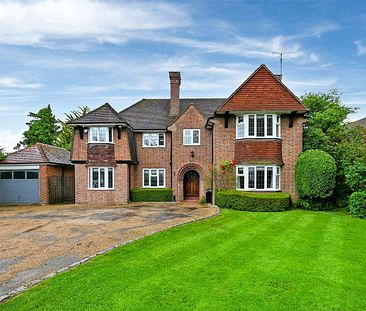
[349,191,366,219]
[215,190,290,212]
[295,149,337,199]
[131,188,173,202]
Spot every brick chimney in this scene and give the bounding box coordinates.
[169,71,181,116]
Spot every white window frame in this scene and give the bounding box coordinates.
[183,129,200,145]
[89,127,113,143]
[142,133,165,147]
[88,167,114,190]
[236,114,281,139]
[236,165,281,191]
[142,168,166,188]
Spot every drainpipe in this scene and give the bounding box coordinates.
[211,122,215,206]
[169,131,174,201]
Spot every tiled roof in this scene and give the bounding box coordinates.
[217,64,308,113]
[68,103,127,125]
[0,143,72,165]
[119,98,225,130]
[348,117,366,128]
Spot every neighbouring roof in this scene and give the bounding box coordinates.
[348,117,366,128]
[0,143,72,166]
[119,98,225,130]
[217,64,308,113]
[68,103,128,125]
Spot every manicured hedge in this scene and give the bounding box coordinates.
[131,188,173,202]
[295,149,336,199]
[349,191,366,219]
[216,190,290,212]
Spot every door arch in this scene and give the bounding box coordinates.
[183,170,199,199]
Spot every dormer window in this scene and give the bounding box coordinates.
[236,114,280,139]
[89,127,113,143]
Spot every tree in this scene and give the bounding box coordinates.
[17,105,59,149]
[56,106,90,151]
[0,146,6,160]
[301,89,366,207]
[302,89,355,154]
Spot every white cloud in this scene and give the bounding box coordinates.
[0,129,24,152]
[0,77,43,89]
[355,40,366,55]
[286,78,338,88]
[0,0,191,45]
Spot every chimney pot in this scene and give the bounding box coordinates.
[169,71,181,116]
[274,74,282,81]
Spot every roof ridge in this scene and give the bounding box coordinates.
[36,143,49,162]
[35,142,69,151]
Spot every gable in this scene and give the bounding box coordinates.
[167,104,206,130]
[217,64,307,113]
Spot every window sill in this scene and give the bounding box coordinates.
[142,186,166,189]
[88,188,115,191]
[87,142,115,145]
[236,188,281,192]
[142,146,166,148]
[235,137,281,140]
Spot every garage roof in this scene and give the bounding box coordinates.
[0,143,72,166]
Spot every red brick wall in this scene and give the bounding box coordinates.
[281,114,305,200]
[132,132,171,189]
[168,105,213,201]
[71,127,130,162]
[87,144,116,166]
[74,163,129,204]
[212,115,236,165]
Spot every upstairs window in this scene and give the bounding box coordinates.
[143,133,165,147]
[183,129,200,145]
[89,127,113,143]
[236,114,280,139]
[236,165,280,191]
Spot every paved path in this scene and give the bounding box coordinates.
[0,203,217,299]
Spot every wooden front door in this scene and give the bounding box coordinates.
[184,170,199,199]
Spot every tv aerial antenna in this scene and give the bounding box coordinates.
[272,51,295,76]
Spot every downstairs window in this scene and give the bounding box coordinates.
[89,167,114,189]
[236,165,280,191]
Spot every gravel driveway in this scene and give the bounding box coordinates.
[0,203,217,300]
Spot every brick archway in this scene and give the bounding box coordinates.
[177,163,205,201]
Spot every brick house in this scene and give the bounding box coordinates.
[0,143,74,204]
[69,64,307,204]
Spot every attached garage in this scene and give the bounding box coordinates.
[0,167,40,204]
[0,143,75,205]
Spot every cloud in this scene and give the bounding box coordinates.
[0,77,43,89]
[355,40,366,55]
[0,129,24,152]
[286,78,338,88]
[0,0,191,45]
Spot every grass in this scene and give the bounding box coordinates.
[3,209,366,310]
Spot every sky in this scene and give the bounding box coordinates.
[1,0,366,151]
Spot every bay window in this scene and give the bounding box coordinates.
[236,114,280,139]
[89,127,113,143]
[143,133,165,147]
[183,129,200,145]
[143,169,165,188]
[236,165,280,191]
[89,167,114,189]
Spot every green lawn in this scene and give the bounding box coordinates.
[3,209,366,310]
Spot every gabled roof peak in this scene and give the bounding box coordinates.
[68,102,128,125]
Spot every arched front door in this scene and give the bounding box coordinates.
[184,170,199,199]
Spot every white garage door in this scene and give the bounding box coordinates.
[0,169,40,204]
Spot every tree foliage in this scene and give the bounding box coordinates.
[16,105,59,149]
[56,106,90,151]
[301,89,366,207]
[0,146,6,160]
[348,191,366,219]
